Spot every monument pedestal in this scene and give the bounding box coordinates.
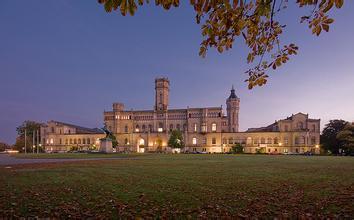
[100,139,113,153]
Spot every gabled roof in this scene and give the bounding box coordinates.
[48,121,103,134]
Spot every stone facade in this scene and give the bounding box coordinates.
[41,77,320,154]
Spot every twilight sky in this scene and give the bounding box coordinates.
[1,1,353,144]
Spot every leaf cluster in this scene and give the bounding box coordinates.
[98,0,344,89]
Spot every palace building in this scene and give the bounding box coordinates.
[41,77,320,154]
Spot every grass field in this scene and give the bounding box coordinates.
[0,154,353,218]
[11,152,143,159]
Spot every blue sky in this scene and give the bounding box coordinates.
[0,1,353,144]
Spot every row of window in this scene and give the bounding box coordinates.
[121,122,220,133]
[45,138,99,145]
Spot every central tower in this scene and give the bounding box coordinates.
[226,85,240,132]
[155,77,170,111]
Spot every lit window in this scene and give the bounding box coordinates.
[211,123,217,132]
[158,128,163,132]
[192,138,197,145]
[194,123,197,132]
[50,138,54,144]
[201,123,207,132]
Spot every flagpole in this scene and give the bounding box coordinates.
[24,129,27,154]
[37,130,39,154]
[32,131,35,154]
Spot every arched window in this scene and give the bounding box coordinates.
[192,137,197,145]
[169,124,173,131]
[74,139,77,144]
[83,138,86,144]
[297,122,304,129]
[267,138,272,144]
[148,124,152,132]
[87,138,90,144]
[228,137,233,145]
[135,125,140,132]
[176,124,181,131]
[142,124,146,132]
[78,139,81,144]
[65,139,68,145]
[260,138,265,144]
[253,138,259,144]
[211,123,217,132]
[124,138,129,145]
[295,137,299,145]
[274,137,279,144]
[247,137,252,145]
[70,139,73,144]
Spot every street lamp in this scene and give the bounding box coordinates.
[39,144,42,154]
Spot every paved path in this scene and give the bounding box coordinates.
[0,154,121,166]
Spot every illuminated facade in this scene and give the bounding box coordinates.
[41,77,321,154]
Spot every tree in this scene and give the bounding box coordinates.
[336,123,354,154]
[98,0,344,89]
[0,142,9,152]
[168,130,184,149]
[231,143,244,153]
[14,121,42,152]
[321,119,348,154]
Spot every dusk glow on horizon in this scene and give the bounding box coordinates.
[0,1,353,144]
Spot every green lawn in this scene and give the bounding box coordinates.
[1,154,353,218]
[11,152,144,159]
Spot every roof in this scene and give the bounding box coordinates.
[247,122,279,132]
[228,85,238,99]
[48,121,104,134]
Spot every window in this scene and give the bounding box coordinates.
[267,138,272,144]
[183,124,187,131]
[124,125,128,133]
[192,138,197,145]
[201,123,207,132]
[68,130,71,134]
[124,138,129,145]
[83,138,86,144]
[51,127,54,133]
[78,139,81,144]
[211,123,217,132]
[311,137,316,145]
[284,148,288,153]
[202,138,207,145]
[284,137,289,145]
[253,138,259,144]
[135,125,140,132]
[297,122,304,129]
[212,138,216,145]
[222,138,227,145]
[169,124,173,132]
[70,139,73,144]
[74,139,77,144]
[50,138,54,144]
[260,138,265,144]
[274,137,279,144]
[312,124,316,132]
[59,139,62,145]
[229,138,233,145]
[142,124,146,132]
[284,125,289,132]
[149,124,153,132]
[65,139,68,145]
[194,123,198,132]
[87,138,90,144]
[176,124,181,131]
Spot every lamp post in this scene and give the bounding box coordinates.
[39,144,42,153]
